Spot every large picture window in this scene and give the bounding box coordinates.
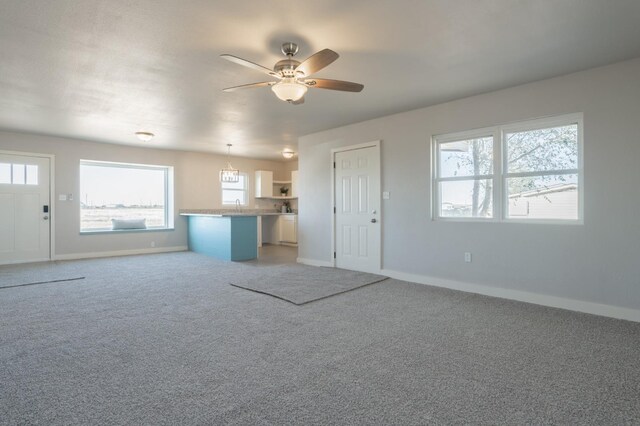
[433,113,583,223]
[80,160,174,231]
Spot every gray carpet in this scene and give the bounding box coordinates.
[1,251,640,425]
[230,264,388,305]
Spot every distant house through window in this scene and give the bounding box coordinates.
[79,160,174,231]
[221,173,248,205]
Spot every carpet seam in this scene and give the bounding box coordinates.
[0,277,86,290]
[230,276,389,305]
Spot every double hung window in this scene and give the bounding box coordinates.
[433,114,582,223]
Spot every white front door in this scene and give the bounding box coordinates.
[0,153,51,264]
[334,145,381,273]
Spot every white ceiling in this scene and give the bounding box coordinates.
[2,0,640,160]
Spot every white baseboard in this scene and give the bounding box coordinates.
[55,246,188,261]
[0,257,50,266]
[297,257,333,267]
[382,269,640,323]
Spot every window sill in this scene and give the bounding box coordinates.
[434,217,583,225]
[80,227,175,235]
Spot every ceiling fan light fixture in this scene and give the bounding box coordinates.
[282,150,296,159]
[271,78,307,102]
[135,131,154,142]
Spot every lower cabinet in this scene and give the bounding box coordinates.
[279,215,297,244]
[259,215,298,246]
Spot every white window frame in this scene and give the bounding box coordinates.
[501,113,583,224]
[432,113,583,224]
[79,160,174,233]
[432,127,500,222]
[221,172,248,206]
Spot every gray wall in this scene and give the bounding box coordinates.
[298,57,640,311]
[0,131,294,257]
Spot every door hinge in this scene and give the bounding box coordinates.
[333,161,336,169]
[334,251,336,259]
[333,206,336,214]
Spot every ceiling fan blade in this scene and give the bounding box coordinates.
[305,78,364,92]
[222,82,274,92]
[220,54,279,78]
[291,97,305,105]
[295,49,339,76]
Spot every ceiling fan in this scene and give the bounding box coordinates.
[220,42,364,105]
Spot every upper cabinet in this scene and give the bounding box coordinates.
[255,170,273,197]
[255,170,299,199]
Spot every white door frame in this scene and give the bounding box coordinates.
[0,150,56,262]
[330,140,382,270]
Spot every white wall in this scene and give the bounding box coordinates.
[298,57,640,317]
[0,131,291,258]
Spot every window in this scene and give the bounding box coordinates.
[221,173,248,205]
[433,113,583,223]
[435,134,495,218]
[0,163,38,185]
[80,160,174,231]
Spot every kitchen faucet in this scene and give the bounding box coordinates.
[235,199,241,212]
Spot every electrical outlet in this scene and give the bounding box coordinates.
[464,252,472,263]
[151,241,156,248]
[382,191,390,200]
[67,193,74,201]
[58,194,67,201]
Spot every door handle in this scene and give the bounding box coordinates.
[370,218,377,223]
[43,216,49,220]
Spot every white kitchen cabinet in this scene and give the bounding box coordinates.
[255,170,273,198]
[279,215,297,244]
[290,170,299,198]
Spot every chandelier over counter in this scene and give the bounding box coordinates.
[220,144,239,183]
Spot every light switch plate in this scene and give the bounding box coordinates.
[382,191,390,200]
[58,194,67,201]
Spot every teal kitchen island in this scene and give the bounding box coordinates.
[180,212,258,261]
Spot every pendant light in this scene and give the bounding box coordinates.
[220,144,239,183]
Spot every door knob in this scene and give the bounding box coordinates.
[370,218,377,223]
[43,216,49,220]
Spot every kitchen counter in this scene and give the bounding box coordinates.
[180,209,296,217]
[181,209,297,261]
[182,214,257,261]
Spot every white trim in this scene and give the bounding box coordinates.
[0,257,51,266]
[80,159,170,170]
[0,149,56,262]
[501,113,584,224]
[330,140,382,271]
[54,245,188,261]
[382,268,640,323]
[296,257,333,267]
[432,131,498,221]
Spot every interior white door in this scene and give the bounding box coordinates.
[0,154,51,264]
[334,145,380,273]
